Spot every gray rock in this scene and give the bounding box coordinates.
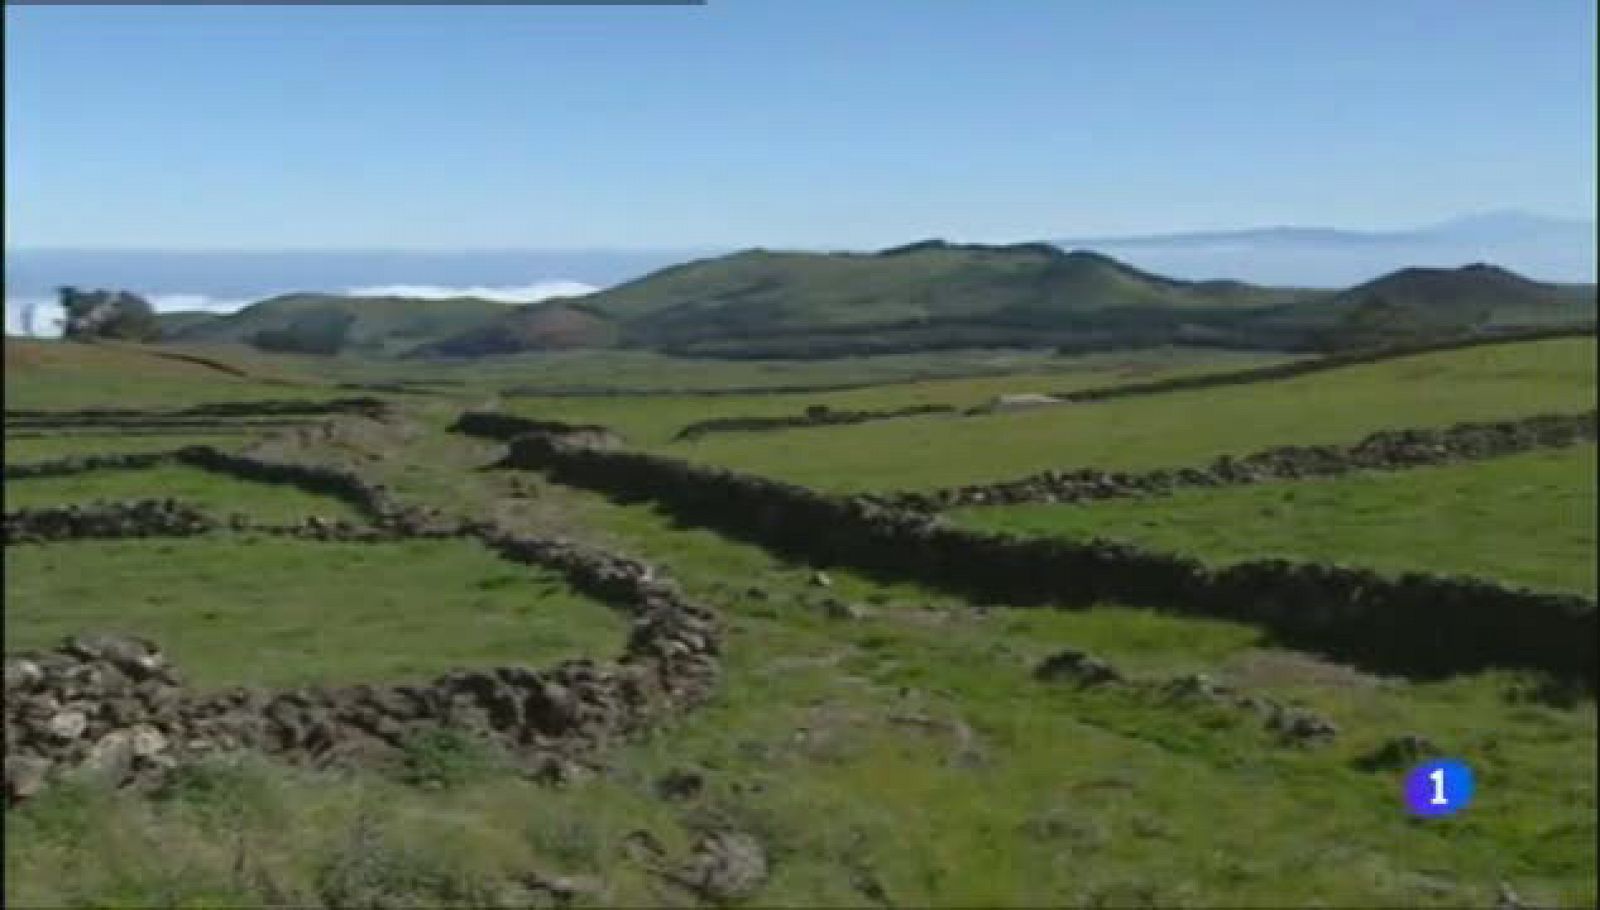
[6,755,51,802]
[1034,649,1124,687]
[675,830,769,903]
[47,710,88,741]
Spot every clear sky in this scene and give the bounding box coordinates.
[4,0,1595,249]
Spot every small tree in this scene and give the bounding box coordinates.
[59,287,159,342]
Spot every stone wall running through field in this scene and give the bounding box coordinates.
[487,428,1596,687]
[672,404,957,442]
[1045,325,1597,407]
[5,511,721,804]
[873,410,1598,511]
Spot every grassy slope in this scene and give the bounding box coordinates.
[955,445,1598,596]
[4,433,257,463]
[580,245,1312,325]
[417,245,1328,356]
[505,348,1292,446]
[448,346,1283,394]
[4,464,367,524]
[4,339,327,410]
[675,336,1597,492]
[172,295,512,357]
[4,536,626,689]
[4,349,1595,907]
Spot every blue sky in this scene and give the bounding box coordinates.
[5,0,1595,249]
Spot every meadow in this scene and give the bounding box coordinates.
[4,463,367,523]
[955,445,1599,596]
[669,336,1597,492]
[3,335,1595,908]
[4,432,255,463]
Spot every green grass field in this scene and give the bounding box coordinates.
[4,432,259,463]
[4,334,1594,908]
[4,464,367,524]
[4,339,328,410]
[955,445,1599,596]
[503,347,1291,446]
[5,536,627,689]
[673,337,1597,492]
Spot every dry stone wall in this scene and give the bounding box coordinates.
[5,451,180,480]
[4,397,389,426]
[4,500,216,544]
[875,410,1598,510]
[672,404,957,442]
[4,521,720,804]
[449,412,624,449]
[1048,325,1596,407]
[490,429,1596,686]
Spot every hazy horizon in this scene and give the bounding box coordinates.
[6,207,1595,338]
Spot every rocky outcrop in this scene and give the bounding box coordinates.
[876,410,1598,511]
[491,428,1596,686]
[1032,649,1339,746]
[672,403,956,442]
[3,500,215,544]
[4,521,721,804]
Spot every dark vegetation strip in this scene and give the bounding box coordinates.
[470,422,1595,687]
[873,410,1598,511]
[672,403,957,442]
[5,428,263,441]
[3,397,389,424]
[4,418,332,432]
[497,359,1107,399]
[1042,325,1597,407]
[449,411,620,442]
[5,450,182,479]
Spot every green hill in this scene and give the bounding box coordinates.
[408,302,617,358]
[157,249,1595,361]
[1244,263,1597,348]
[423,243,1332,358]
[154,310,224,338]
[170,293,511,356]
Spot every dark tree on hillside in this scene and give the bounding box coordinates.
[58,287,160,342]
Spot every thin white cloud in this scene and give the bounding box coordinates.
[344,281,598,303]
[5,280,603,337]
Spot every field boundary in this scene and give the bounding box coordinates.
[1041,324,1596,407]
[468,418,1595,686]
[4,478,722,804]
[672,403,957,442]
[871,410,1597,510]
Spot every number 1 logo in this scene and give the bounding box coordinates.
[1406,759,1473,817]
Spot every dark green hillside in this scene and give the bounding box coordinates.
[586,242,1323,347]
[160,250,1596,361]
[409,302,617,358]
[421,242,1333,358]
[1244,263,1597,349]
[171,293,511,356]
[154,310,223,338]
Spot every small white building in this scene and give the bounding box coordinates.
[986,393,1065,412]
